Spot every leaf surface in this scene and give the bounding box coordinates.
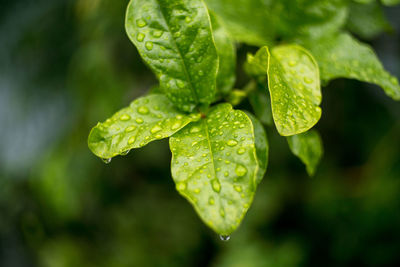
[287,130,323,176]
[303,33,400,100]
[170,104,259,235]
[248,46,322,136]
[245,112,269,184]
[88,94,200,159]
[210,13,236,97]
[126,0,218,112]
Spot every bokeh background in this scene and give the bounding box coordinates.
[1,0,400,266]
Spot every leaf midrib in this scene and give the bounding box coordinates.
[156,0,199,104]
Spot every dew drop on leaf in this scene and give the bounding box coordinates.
[211,179,221,193]
[135,118,144,124]
[136,19,147,27]
[227,139,238,146]
[120,150,130,156]
[120,114,131,121]
[128,136,136,145]
[136,33,145,42]
[150,125,162,134]
[137,106,149,114]
[237,147,245,155]
[235,165,247,177]
[176,182,186,191]
[145,41,153,51]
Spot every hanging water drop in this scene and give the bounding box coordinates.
[219,235,230,242]
[102,158,112,164]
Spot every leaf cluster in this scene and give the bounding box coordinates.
[88,0,400,235]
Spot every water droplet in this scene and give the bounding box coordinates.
[152,30,163,38]
[234,185,242,192]
[194,188,201,194]
[176,182,186,191]
[227,139,238,146]
[237,148,245,155]
[235,165,247,177]
[120,150,130,156]
[136,33,145,42]
[125,126,136,132]
[151,125,162,134]
[174,32,181,38]
[136,19,147,27]
[289,60,297,67]
[224,172,229,177]
[171,121,181,130]
[190,126,201,133]
[191,141,198,146]
[220,209,225,217]
[208,197,215,205]
[145,41,153,51]
[128,136,136,145]
[185,16,192,23]
[304,77,313,84]
[102,158,111,164]
[135,118,144,124]
[137,106,149,114]
[120,114,131,121]
[211,179,221,193]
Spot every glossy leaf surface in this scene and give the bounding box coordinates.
[126,0,218,112]
[304,33,400,100]
[247,46,322,136]
[287,130,323,176]
[88,94,200,159]
[170,104,259,235]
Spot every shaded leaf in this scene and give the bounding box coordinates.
[169,104,259,235]
[245,112,269,184]
[88,94,200,159]
[210,12,236,97]
[125,0,218,112]
[303,33,400,100]
[287,130,323,176]
[248,82,273,126]
[381,0,400,6]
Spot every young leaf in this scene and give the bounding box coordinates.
[248,82,273,126]
[88,94,200,160]
[210,13,236,97]
[245,112,269,184]
[125,0,218,112]
[248,46,322,136]
[303,33,400,100]
[169,103,259,235]
[287,130,323,176]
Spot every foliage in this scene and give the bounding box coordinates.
[88,0,400,236]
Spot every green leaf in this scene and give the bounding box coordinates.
[169,103,260,235]
[287,130,323,176]
[381,0,400,6]
[204,0,276,46]
[303,33,400,100]
[347,1,391,39]
[247,46,322,136]
[245,112,269,184]
[248,82,273,126]
[88,94,200,160]
[125,0,218,112]
[210,12,236,97]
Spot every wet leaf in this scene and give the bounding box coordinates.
[248,82,273,126]
[303,33,400,100]
[126,0,218,112]
[170,104,259,235]
[287,130,323,176]
[88,94,200,159]
[248,46,322,136]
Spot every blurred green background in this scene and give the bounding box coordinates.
[1,0,400,266]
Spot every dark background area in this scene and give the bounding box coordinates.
[1,0,400,266]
